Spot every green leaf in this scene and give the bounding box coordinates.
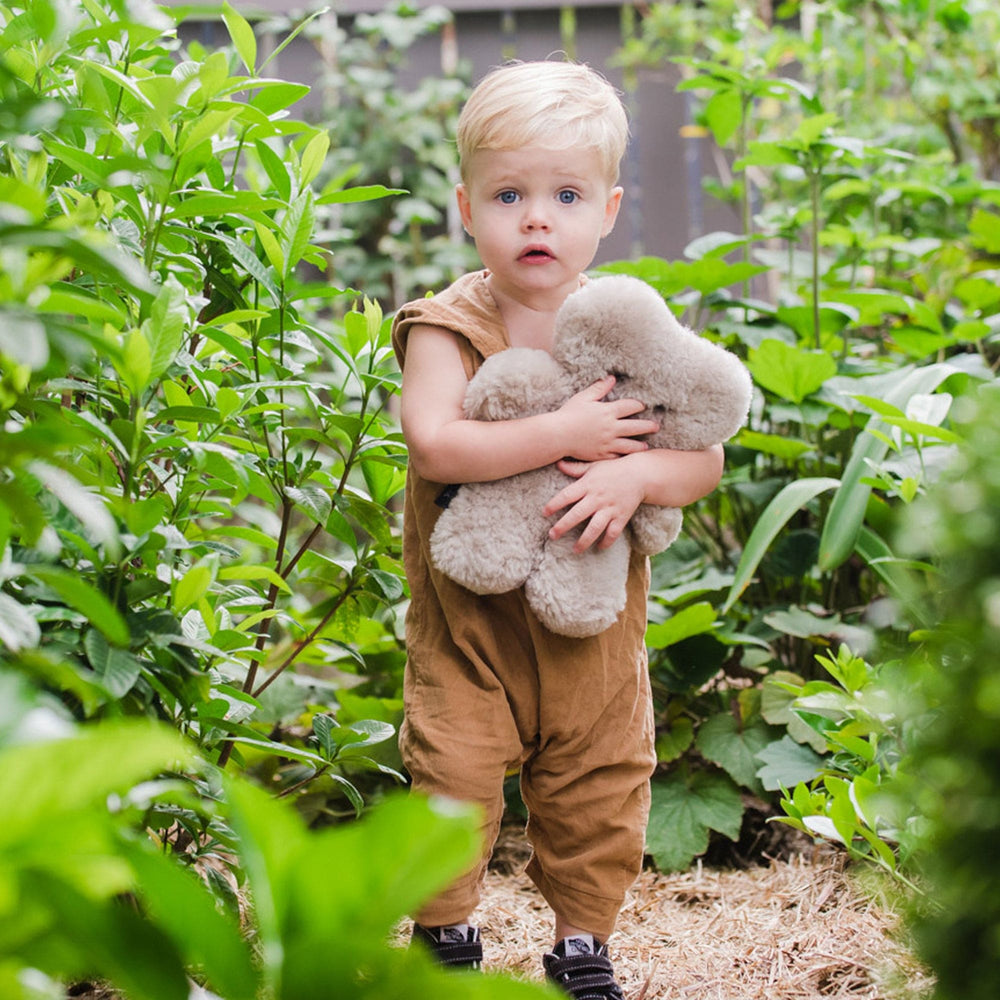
[703,88,741,146]
[83,630,142,698]
[222,1,257,74]
[646,769,743,872]
[755,736,825,791]
[146,276,187,382]
[285,484,332,525]
[645,602,717,649]
[655,717,694,763]
[0,592,41,652]
[317,183,407,205]
[736,429,812,461]
[747,340,837,404]
[255,222,285,277]
[123,843,257,1000]
[0,721,193,845]
[299,130,330,188]
[723,478,840,612]
[280,190,315,279]
[818,363,961,571]
[696,714,774,794]
[174,564,214,611]
[28,566,130,646]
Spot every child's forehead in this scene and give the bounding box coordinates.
[466,145,606,184]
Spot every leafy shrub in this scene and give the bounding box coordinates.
[892,387,1000,999]
[0,0,408,815]
[609,0,1000,869]
[0,681,552,999]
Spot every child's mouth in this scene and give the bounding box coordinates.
[521,248,553,261]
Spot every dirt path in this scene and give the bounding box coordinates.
[475,846,932,999]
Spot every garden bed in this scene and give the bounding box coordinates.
[479,849,932,999]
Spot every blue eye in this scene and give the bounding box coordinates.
[498,190,518,204]
[558,190,578,204]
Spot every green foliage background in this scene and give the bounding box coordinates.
[2,0,1000,997]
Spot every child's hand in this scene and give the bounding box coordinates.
[556,376,659,462]
[543,456,646,553]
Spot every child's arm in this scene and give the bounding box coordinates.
[400,323,660,484]
[544,446,725,553]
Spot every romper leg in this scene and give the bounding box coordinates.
[400,589,532,927]
[519,560,656,939]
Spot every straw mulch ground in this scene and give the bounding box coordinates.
[478,825,934,1000]
[69,822,933,1000]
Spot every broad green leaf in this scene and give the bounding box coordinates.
[29,462,120,558]
[285,485,331,525]
[723,478,840,612]
[120,327,152,396]
[217,564,291,593]
[255,222,285,277]
[736,429,812,461]
[645,602,717,649]
[646,770,743,872]
[178,104,244,156]
[280,190,315,279]
[755,735,825,791]
[747,340,837,404]
[124,843,257,1000]
[696,714,774,794]
[0,721,193,844]
[317,183,407,205]
[174,564,214,611]
[703,88,741,146]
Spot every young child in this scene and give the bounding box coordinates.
[391,60,724,998]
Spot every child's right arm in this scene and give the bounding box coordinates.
[400,323,659,485]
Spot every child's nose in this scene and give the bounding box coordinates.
[521,200,551,231]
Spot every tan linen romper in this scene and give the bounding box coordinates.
[392,270,656,938]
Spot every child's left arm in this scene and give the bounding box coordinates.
[543,445,724,553]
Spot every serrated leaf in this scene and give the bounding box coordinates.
[755,736,825,791]
[646,770,743,872]
[696,714,773,793]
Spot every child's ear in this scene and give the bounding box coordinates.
[456,183,474,235]
[602,186,624,238]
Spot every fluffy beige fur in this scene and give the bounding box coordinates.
[429,274,753,637]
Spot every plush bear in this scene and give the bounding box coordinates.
[429,274,753,638]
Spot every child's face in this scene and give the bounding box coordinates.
[456,145,622,305]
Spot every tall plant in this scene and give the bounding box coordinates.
[0,0,410,814]
[608,0,1000,871]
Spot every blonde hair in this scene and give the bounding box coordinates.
[456,61,629,184]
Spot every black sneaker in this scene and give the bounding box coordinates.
[543,935,626,1000]
[411,922,483,970]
